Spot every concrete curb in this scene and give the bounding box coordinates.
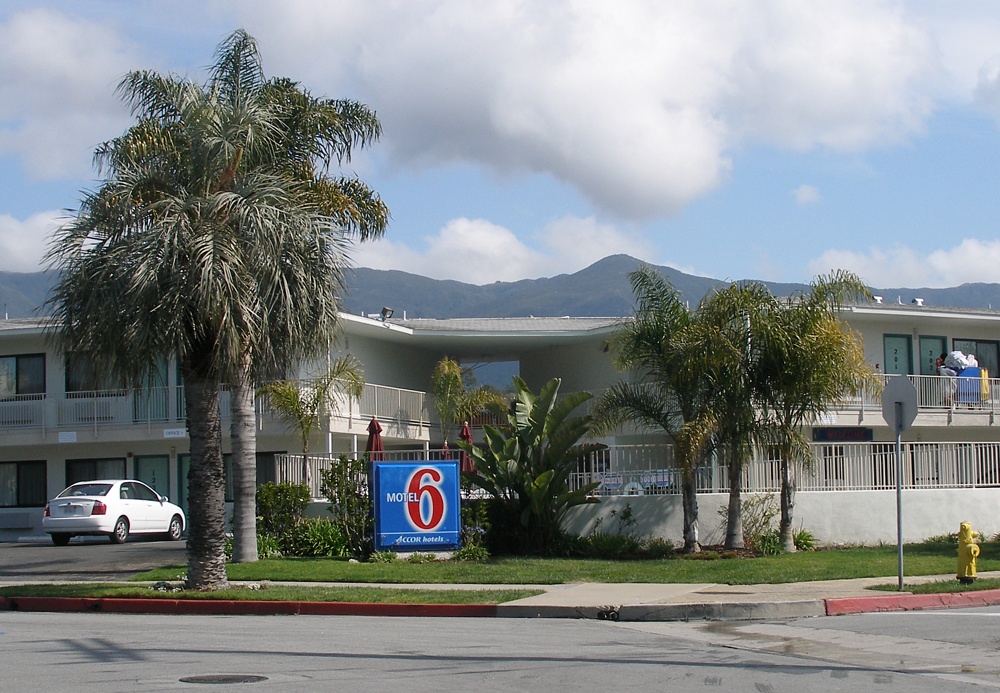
[0,596,497,618]
[825,588,1000,616]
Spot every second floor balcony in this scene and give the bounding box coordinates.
[0,373,997,437]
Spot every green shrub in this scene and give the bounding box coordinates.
[452,543,491,562]
[405,552,438,564]
[794,528,817,551]
[582,532,644,559]
[281,518,348,558]
[756,529,783,556]
[461,498,490,548]
[225,532,284,561]
[320,454,373,560]
[368,551,397,563]
[641,537,677,559]
[256,482,311,537]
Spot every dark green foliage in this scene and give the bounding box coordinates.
[452,543,491,562]
[256,483,311,537]
[460,498,490,549]
[461,377,602,554]
[320,454,373,559]
[793,529,817,551]
[225,533,284,561]
[280,518,348,558]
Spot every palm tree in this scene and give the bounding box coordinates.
[430,356,507,447]
[756,271,879,551]
[226,48,388,564]
[45,30,359,589]
[259,356,366,479]
[593,267,715,553]
[695,281,781,550]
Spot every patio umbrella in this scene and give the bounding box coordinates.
[365,417,384,460]
[459,420,475,473]
[441,441,451,459]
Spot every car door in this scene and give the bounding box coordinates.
[117,482,146,532]
[133,480,170,532]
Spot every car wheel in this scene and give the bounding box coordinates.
[166,515,183,541]
[51,533,71,546]
[110,516,129,544]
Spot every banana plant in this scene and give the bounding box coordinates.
[459,376,602,553]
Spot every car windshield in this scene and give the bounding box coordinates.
[57,483,113,498]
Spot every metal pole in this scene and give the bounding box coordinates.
[895,401,904,591]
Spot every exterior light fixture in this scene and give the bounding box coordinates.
[379,307,394,322]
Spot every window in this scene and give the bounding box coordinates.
[0,354,45,399]
[65,353,124,395]
[65,458,126,486]
[953,339,999,378]
[0,461,46,507]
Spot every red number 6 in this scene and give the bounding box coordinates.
[406,468,445,530]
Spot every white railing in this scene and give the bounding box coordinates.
[276,449,457,497]
[357,383,430,425]
[0,393,46,428]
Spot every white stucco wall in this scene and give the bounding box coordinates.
[564,488,1000,546]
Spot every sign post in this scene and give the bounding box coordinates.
[881,375,918,590]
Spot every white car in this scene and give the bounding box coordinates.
[42,480,185,545]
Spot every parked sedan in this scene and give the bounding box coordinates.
[42,480,185,545]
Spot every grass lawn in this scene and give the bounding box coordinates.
[132,540,999,587]
[0,583,539,604]
[869,578,1000,594]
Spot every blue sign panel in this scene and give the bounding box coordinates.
[372,461,461,551]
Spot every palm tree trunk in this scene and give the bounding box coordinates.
[183,369,229,590]
[779,457,796,553]
[681,473,700,553]
[724,450,744,549]
[230,362,259,563]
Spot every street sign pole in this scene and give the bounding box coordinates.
[895,401,903,591]
[881,375,917,592]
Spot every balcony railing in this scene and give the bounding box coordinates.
[0,381,430,434]
[275,440,1000,500]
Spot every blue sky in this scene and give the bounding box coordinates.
[4,1,1000,289]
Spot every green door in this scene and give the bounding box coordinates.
[135,455,170,499]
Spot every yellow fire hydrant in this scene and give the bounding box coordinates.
[957,521,981,585]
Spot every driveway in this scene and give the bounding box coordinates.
[0,538,186,583]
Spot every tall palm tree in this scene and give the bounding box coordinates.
[756,271,879,551]
[695,281,781,550]
[45,30,358,589]
[593,267,715,553]
[225,46,388,564]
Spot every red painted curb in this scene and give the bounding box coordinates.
[826,588,1000,616]
[0,596,497,618]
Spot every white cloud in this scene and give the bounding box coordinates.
[808,238,1000,288]
[350,215,648,284]
[0,8,136,179]
[0,210,61,273]
[239,0,940,219]
[793,184,822,205]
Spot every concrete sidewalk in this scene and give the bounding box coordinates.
[3,572,1000,621]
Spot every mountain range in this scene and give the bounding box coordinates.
[2,255,998,321]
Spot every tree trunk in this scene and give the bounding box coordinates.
[724,451,744,549]
[681,473,700,553]
[183,370,229,590]
[779,457,796,553]
[230,363,258,563]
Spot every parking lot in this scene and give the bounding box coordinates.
[0,537,186,583]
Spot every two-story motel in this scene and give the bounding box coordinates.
[2,300,999,545]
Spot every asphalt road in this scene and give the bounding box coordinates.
[3,610,1000,692]
[0,538,186,583]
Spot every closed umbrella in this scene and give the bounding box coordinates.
[365,417,384,461]
[459,420,475,473]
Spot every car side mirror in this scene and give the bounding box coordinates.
[159,495,168,503]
